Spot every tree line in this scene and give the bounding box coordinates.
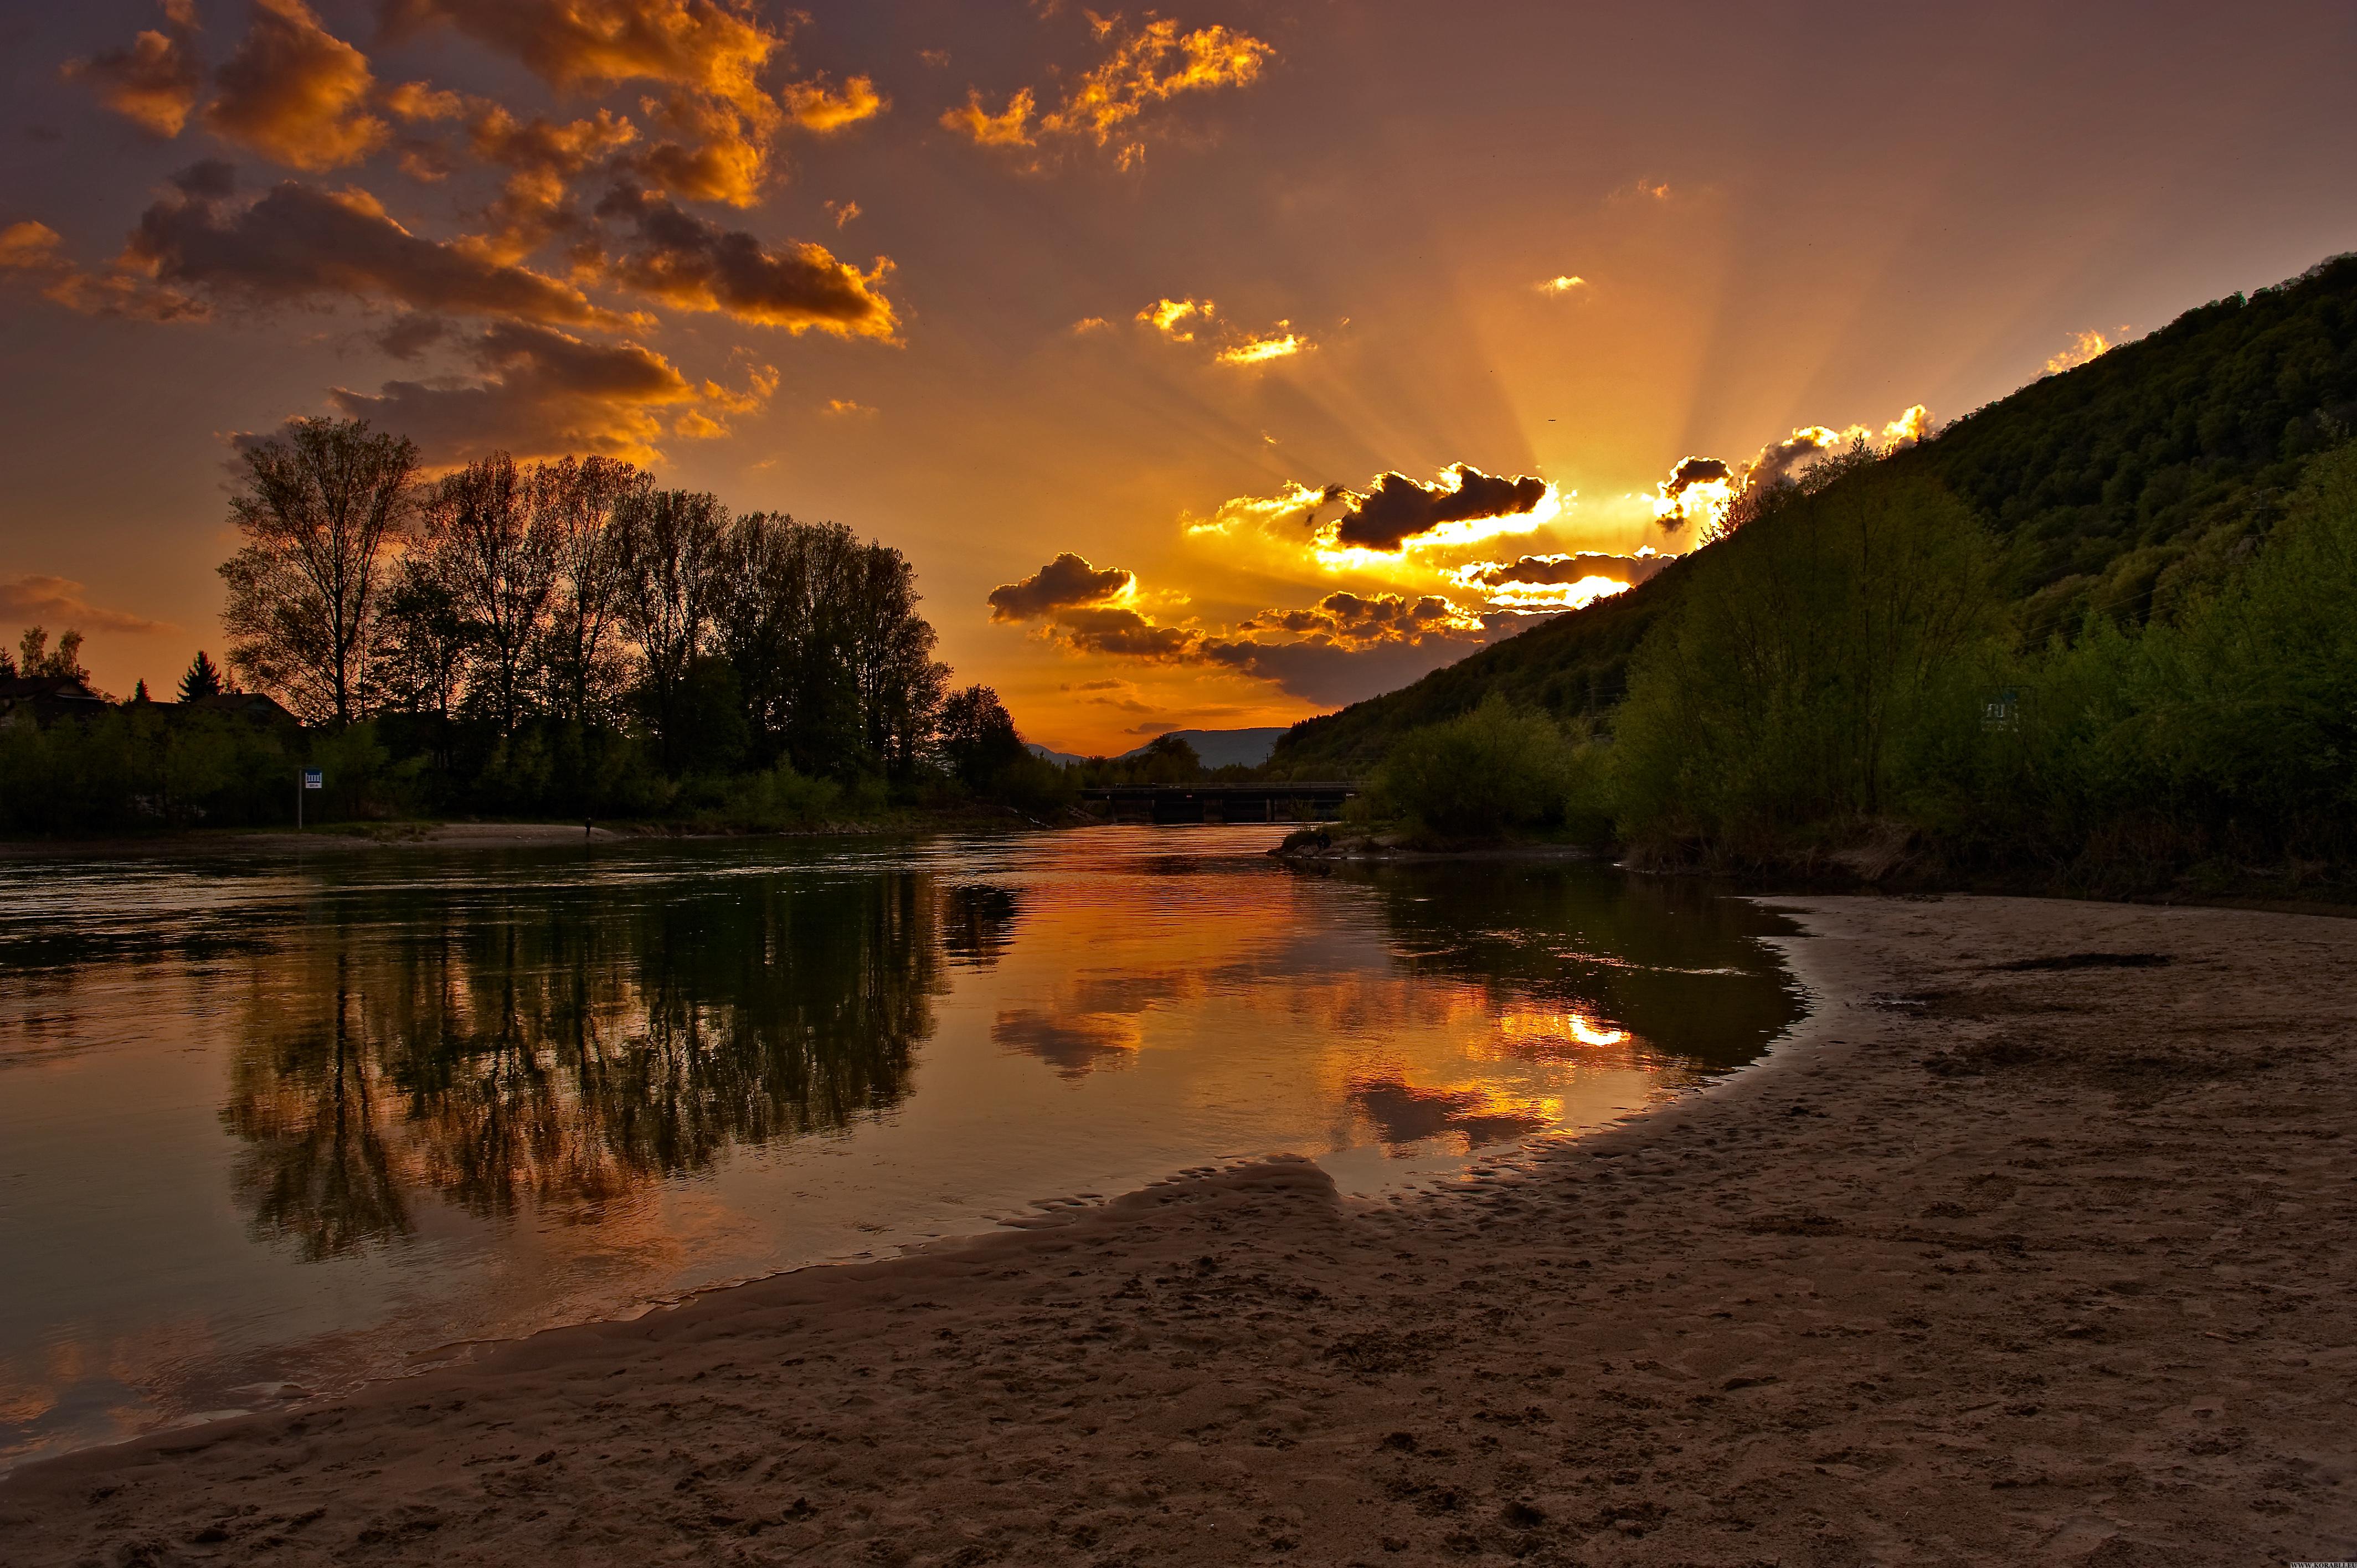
[1360,437,2357,894]
[2,417,1067,833]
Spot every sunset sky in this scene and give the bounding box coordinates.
[2,0,2353,752]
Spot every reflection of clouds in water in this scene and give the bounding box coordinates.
[1345,1073,1552,1153]
[991,1009,1142,1080]
[992,966,1205,1080]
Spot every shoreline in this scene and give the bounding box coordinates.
[5,894,2354,1562]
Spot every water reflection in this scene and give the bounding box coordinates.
[0,832,1805,1471]
[219,875,951,1257]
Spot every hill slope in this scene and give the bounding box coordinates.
[1272,253,2357,775]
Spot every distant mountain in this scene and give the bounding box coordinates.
[1025,727,1289,769]
[1272,252,2357,773]
[1120,728,1288,768]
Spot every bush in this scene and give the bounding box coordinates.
[698,761,843,831]
[1373,694,1578,839]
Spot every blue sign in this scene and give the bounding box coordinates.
[303,769,323,790]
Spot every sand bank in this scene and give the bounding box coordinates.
[4,895,2353,1565]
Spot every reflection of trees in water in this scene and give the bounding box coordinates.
[222,874,1020,1259]
[1352,863,1804,1070]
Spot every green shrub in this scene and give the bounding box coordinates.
[1373,694,1578,839]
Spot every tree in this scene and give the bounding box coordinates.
[418,453,557,736]
[539,456,645,727]
[13,626,88,682]
[178,649,224,701]
[936,684,1027,788]
[614,487,728,768]
[219,417,420,725]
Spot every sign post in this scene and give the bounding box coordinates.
[300,767,322,828]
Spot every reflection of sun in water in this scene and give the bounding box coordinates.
[1494,1007,1633,1051]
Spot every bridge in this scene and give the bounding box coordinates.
[1075,781,1361,824]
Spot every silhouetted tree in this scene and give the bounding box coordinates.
[177,649,223,701]
[12,626,88,682]
[418,453,557,736]
[936,684,1027,787]
[539,456,645,726]
[615,487,728,769]
[218,417,420,724]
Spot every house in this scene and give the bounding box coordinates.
[0,674,110,731]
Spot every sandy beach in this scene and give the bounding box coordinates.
[3,893,2352,1565]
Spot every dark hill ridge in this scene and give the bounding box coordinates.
[1270,252,2357,775]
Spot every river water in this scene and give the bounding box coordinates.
[0,826,1802,1470]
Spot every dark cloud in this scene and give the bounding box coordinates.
[372,313,450,359]
[63,2,202,138]
[987,553,1134,621]
[204,0,388,172]
[594,187,897,336]
[328,321,693,462]
[1468,552,1670,589]
[127,177,626,327]
[1662,456,1730,498]
[1057,605,1198,659]
[1334,463,1548,551]
[171,158,238,199]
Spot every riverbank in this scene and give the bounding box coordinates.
[5,894,2353,1564]
[0,804,1063,860]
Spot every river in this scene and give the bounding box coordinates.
[0,825,1802,1469]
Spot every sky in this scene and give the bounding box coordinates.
[2,0,2354,753]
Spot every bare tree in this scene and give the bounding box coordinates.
[218,419,419,725]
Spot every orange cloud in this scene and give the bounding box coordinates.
[0,219,201,322]
[783,74,888,132]
[940,86,1037,148]
[1038,18,1274,145]
[465,103,640,257]
[203,0,388,172]
[1214,324,1310,365]
[593,187,897,336]
[634,93,778,207]
[385,0,780,110]
[329,321,698,465]
[2045,328,2119,375]
[0,575,176,635]
[63,1,202,138]
[944,16,1273,161]
[126,168,629,328]
[1138,296,1213,340]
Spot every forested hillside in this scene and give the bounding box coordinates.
[1273,252,2357,775]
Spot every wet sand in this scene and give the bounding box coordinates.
[4,894,2353,1565]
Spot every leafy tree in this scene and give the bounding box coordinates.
[417,453,558,736]
[936,684,1028,788]
[219,418,420,725]
[13,626,88,682]
[614,487,729,770]
[178,649,223,701]
[1374,694,1578,839]
[538,456,645,727]
[1612,473,1999,850]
